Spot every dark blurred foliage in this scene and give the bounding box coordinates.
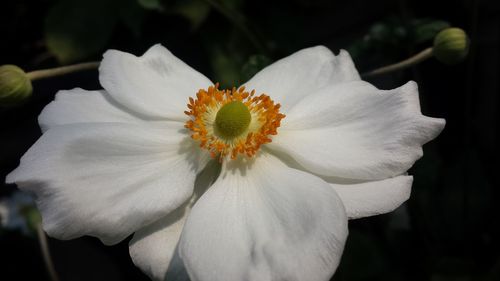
[1,0,499,280]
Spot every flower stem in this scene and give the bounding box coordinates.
[36,223,60,281]
[27,61,99,81]
[201,0,268,55]
[361,47,434,78]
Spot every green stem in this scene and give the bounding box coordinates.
[202,0,268,54]
[362,47,434,78]
[36,223,60,281]
[27,61,99,81]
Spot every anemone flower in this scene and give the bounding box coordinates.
[6,44,445,281]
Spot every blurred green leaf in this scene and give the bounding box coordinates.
[219,0,245,10]
[240,54,272,82]
[137,0,163,10]
[412,19,450,44]
[347,20,407,68]
[369,23,392,42]
[173,0,211,30]
[209,45,241,88]
[19,205,41,236]
[45,0,147,63]
[367,21,407,45]
[45,0,118,63]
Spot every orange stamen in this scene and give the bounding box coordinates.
[184,83,285,161]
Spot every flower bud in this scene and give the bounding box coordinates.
[0,65,33,106]
[433,27,470,65]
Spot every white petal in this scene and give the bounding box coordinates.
[179,153,348,281]
[243,46,359,111]
[331,176,413,219]
[130,217,189,281]
[99,44,213,121]
[6,122,208,245]
[39,88,141,132]
[268,81,445,180]
[129,160,220,281]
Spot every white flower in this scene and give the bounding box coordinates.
[6,44,445,281]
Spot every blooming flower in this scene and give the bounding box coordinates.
[6,44,444,281]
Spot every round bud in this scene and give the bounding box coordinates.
[0,65,33,107]
[433,27,470,65]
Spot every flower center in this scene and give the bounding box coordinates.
[185,83,285,160]
[215,101,251,138]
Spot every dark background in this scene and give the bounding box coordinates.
[1,0,499,280]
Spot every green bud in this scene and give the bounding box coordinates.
[0,65,33,107]
[433,27,470,65]
[215,101,251,139]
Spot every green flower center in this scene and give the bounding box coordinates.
[215,101,251,138]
